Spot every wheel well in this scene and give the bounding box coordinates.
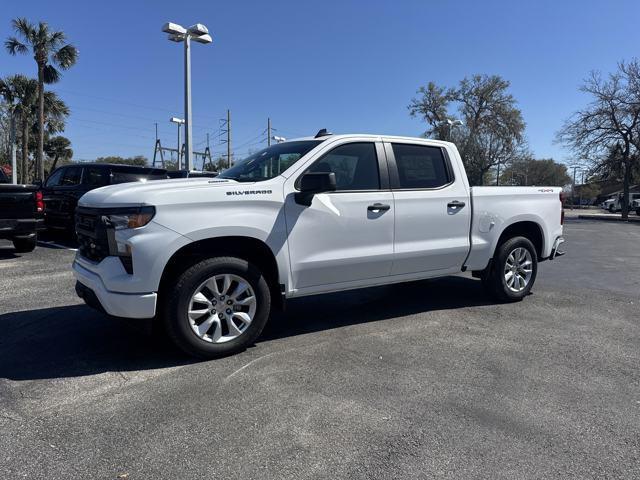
[496,221,544,259]
[158,236,282,308]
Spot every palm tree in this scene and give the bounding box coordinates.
[5,18,77,181]
[0,75,38,183]
[1,75,70,182]
[44,136,73,173]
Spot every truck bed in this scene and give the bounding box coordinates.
[0,184,42,239]
[464,186,564,271]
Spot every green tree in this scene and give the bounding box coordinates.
[409,74,526,186]
[95,155,148,166]
[557,59,640,219]
[500,157,571,186]
[44,135,73,173]
[5,18,78,181]
[0,75,37,182]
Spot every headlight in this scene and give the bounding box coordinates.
[101,206,155,230]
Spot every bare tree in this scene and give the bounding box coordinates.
[409,74,525,185]
[557,59,640,220]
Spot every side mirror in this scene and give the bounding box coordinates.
[295,172,336,206]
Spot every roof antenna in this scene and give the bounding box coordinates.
[314,128,332,138]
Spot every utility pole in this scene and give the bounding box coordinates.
[571,166,578,211]
[219,110,232,169]
[10,113,17,184]
[267,117,272,147]
[226,109,231,167]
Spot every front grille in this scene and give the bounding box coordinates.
[75,208,111,262]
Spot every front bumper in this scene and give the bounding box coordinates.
[73,260,157,318]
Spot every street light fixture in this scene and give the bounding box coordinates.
[439,118,463,141]
[170,117,185,169]
[162,21,213,171]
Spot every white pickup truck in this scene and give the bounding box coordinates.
[73,132,565,358]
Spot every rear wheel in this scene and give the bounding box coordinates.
[12,236,37,253]
[161,256,271,358]
[482,236,537,302]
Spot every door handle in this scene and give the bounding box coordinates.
[447,200,466,209]
[368,203,390,212]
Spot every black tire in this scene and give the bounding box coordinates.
[636,208,640,216]
[12,236,37,253]
[481,236,538,302]
[609,204,615,213]
[161,256,271,359]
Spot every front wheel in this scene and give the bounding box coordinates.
[161,256,271,358]
[482,236,538,302]
[12,236,37,253]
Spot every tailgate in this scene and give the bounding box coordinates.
[0,185,36,219]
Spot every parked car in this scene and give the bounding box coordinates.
[0,168,44,252]
[42,163,167,234]
[603,192,640,212]
[73,132,565,358]
[166,170,218,179]
[632,198,640,215]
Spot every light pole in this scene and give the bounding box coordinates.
[162,22,212,171]
[170,117,185,169]
[444,118,463,141]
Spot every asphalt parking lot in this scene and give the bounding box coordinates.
[1,220,639,479]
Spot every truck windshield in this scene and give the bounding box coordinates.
[218,140,322,182]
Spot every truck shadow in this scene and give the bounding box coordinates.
[0,243,20,259]
[264,275,494,340]
[0,275,495,381]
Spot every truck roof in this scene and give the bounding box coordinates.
[288,133,453,147]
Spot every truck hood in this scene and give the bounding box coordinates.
[78,178,243,208]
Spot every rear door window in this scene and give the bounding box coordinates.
[84,167,111,187]
[391,144,451,189]
[111,167,167,184]
[60,166,82,186]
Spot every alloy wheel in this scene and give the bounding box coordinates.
[187,273,257,343]
[504,247,533,292]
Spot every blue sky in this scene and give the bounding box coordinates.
[2,0,639,165]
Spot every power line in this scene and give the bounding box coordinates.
[53,88,221,123]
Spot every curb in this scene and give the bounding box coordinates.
[576,214,640,223]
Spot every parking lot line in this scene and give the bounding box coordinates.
[37,240,78,252]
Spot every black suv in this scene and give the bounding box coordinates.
[166,169,218,179]
[42,163,166,233]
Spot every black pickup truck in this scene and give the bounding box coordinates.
[0,168,44,252]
